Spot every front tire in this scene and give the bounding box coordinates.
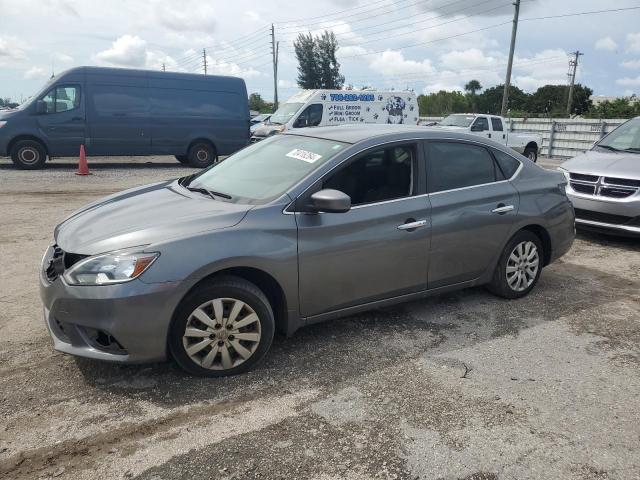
[187,142,217,168]
[169,276,274,377]
[11,140,47,170]
[487,230,543,299]
[175,155,189,164]
[524,147,537,163]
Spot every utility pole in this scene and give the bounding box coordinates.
[203,48,208,75]
[566,50,583,116]
[161,63,166,72]
[271,24,279,110]
[501,0,521,117]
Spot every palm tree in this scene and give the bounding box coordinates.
[465,79,482,111]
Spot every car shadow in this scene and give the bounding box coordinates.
[73,259,639,408]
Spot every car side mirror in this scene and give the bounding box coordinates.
[294,116,308,128]
[470,124,483,132]
[36,100,47,114]
[308,189,351,213]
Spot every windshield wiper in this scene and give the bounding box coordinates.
[623,147,640,153]
[186,186,232,200]
[596,144,621,152]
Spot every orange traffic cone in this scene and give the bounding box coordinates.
[75,144,91,176]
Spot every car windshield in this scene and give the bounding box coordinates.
[269,103,304,125]
[185,135,348,203]
[597,117,640,153]
[440,114,476,127]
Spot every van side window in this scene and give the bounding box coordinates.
[294,104,323,128]
[41,86,80,114]
[491,117,503,131]
[428,142,501,193]
[91,86,148,117]
[323,145,415,206]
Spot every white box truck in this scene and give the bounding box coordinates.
[251,90,419,141]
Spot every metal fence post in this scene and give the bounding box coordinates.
[600,121,607,139]
[548,121,556,158]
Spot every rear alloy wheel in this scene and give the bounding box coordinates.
[11,140,47,170]
[187,142,217,168]
[170,276,274,376]
[487,230,543,299]
[524,147,537,163]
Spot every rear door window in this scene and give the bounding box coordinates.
[492,149,521,178]
[491,117,503,131]
[427,142,500,193]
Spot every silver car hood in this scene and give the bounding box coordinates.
[561,149,640,179]
[55,180,251,255]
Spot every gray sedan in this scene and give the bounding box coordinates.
[40,125,575,376]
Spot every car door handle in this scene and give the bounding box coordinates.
[397,219,428,231]
[488,133,492,138]
[492,204,514,214]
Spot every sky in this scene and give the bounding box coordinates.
[1,0,640,103]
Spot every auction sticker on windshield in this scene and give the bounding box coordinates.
[286,148,323,163]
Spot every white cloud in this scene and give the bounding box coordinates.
[594,36,617,52]
[24,66,47,79]
[0,35,28,61]
[439,48,502,71]
[626,32,640,53]
[622,59,640,69]
[54,52,74,63]
[95,35,148,67]
[338,45,368,57]
[511,49,568,91]
[155,1,217,32]
[616,75,640,87]
[369,50,435,76]
[278,79,297,88]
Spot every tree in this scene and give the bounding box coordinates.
[476,84,527,114]
[294,30,344,89]
[527,84,592,116]
[464,79,482,111]
[248,93,267,112]
[589,98,640,118]
[417,90,470,116]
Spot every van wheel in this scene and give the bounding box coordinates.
[11,140,47,170]
[487,230,543,299]
[187,142,217,168]
[169,276,275,377]
[524,147,537,163]
[175,155,189,164]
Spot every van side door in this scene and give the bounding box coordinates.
[35,84,86,156]
[86,78,151,155]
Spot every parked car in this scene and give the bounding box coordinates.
[0,66,250,169]
[250,113,271,134]
[434,114,542,162]
[40,125,574,376]
[559,116,640,236]
[251,90,419,142]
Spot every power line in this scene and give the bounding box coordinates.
[274,0,403,25]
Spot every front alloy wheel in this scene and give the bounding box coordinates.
[182,298,262,370]
[505,241,539,292]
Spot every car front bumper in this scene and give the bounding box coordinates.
[39,246,181,363]
[568,192,640,235]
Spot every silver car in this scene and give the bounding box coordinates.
[40,125,575,376]
[559,116,640,236]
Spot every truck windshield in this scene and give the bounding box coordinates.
[440,114,476,127]
[269,103,304,125]
[183,135,348,203]
[597,118,640,153]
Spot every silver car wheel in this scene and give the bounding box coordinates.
[182,297,262,370]
[506,241,539,292]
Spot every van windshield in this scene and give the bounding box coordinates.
[269,103,304,125]
[596,117,640,153]
[440,114,476,127]
[183,135,348,203]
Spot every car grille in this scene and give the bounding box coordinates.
[44,245,87,282]
[569,173,640,199]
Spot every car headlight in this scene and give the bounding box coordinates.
[63,250,159,285]
[557,167,571,183]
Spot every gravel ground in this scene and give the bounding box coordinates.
[0,155,639,480]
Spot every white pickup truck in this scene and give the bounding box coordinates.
[434,114,542,162]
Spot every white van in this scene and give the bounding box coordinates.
[251,89,419,141]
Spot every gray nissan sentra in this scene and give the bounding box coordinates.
[40,125,575,376]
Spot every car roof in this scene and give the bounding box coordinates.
[283,124,501,146]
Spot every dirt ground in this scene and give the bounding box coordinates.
[0,156,639,480]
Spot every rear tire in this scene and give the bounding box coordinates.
[169,276,275,377]
[187,142,217,168]
[487,230,543,299]
[10,140,47,170]
[524,146,537,163]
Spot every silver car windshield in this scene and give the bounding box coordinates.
[440,114,475,127]
[269,103,304,125]
[187,135,348,203]
[597,117,640,153]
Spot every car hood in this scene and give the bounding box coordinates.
[560,149,640,179]
[0,109,19,120]
[253,124,285,137]
[55,180,252,255]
